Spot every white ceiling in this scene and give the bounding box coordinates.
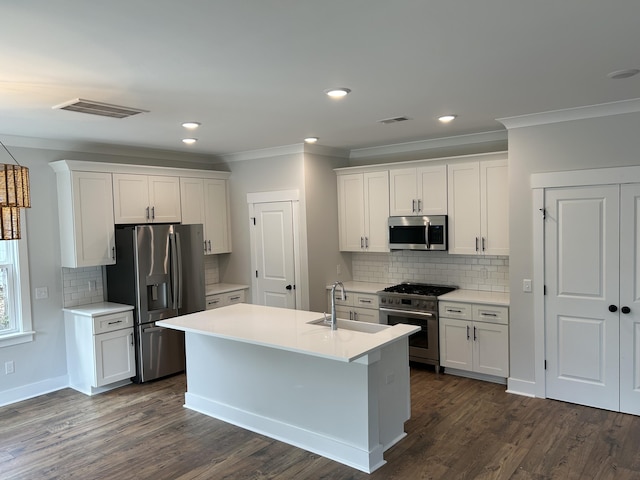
[1,0,639,158]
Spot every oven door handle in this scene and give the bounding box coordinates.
[379,307,434,318]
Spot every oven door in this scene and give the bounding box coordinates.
[380,307,440,366]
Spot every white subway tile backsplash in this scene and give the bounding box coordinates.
[352,251,509,292]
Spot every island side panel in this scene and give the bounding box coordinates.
[183,332,388,473]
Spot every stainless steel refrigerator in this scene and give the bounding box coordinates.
[106,224,205,383]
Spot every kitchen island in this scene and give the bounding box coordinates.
[157,303,419,473]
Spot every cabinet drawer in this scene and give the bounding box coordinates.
[328,290,352,307]
[225,290,245,305]
[353,293,379,309]
[473,305,509,325]
[206,295,223,310]
[439,302,472,320]
[93,311,134,334]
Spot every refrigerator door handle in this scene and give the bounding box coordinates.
[169,233,179,310]
[174,231,183,309]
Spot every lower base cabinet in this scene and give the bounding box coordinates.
[206,289,247,310]
[327,290,380,323]
[439,301,509,379]
[64,305,136,395]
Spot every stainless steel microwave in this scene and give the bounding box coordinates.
[388,215,448,251]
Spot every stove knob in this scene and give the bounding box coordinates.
[381,298,386,304]
[396,298,401,305]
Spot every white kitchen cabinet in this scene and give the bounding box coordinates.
[439,301,509,380]
[389,165,447,216]
[206,289,246,310]
[327,290,380,323]
[337,171,389,252]
[180,177,232,254]
[51,167,116,268]
[64,304,136,395]
[113,174,181,224]
[447,157,508,255]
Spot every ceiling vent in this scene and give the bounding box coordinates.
[378,116,411,125]
[53,98,149,118]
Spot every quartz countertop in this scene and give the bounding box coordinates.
[438,289,510,306]
[157,303,419,362]
[206,283,250,296]
[62,302,134,317]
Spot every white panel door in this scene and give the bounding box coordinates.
[620,184,640,415]
[473,322,509,377]
[480,160,509,255]
[254,202,296,309]
[545,185,620,411]
[337,174,365,251]
[439,318,473,371]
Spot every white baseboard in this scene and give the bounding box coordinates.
[0,375,69,407]
[184,392,385,473]
[506,377,537,397]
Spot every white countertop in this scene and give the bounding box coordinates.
[206,283,250,296]
[438,289,510,306]
[325,281,390,294]
[157,303,419,363]
[63,302,134,317]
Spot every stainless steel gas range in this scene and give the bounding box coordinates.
[378,282,457,368]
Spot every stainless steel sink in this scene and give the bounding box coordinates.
[307,317,387,334]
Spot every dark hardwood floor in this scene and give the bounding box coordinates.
[2,365,639,479]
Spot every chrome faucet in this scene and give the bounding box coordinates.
[330,281,345,331]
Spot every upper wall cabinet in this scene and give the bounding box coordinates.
[50,160,231,267]
[113,174,181,224]
[447,156,508,255]
[51,166,116,268]
[180,177,231,254]
[337,171,389,252]
[389,165,447,216]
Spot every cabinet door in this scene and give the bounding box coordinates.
[149,176,181,223]
[204,179,231,253]
[417,165,447,215]
[480,160,509,255]
[363,171,390,252]
[439,317,473,371]
[353,307,379,324]
[180,178,206,225]
[337,174,366,251]
[113,174,150,224]
[94,328,136,387]
[389,168,418,216]
[447,162,481,255]
[66,171,115,267]
[472,322,509,377]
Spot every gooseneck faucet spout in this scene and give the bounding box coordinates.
[330,281,345,331]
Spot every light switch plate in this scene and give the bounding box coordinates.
[523,279,532,293]
[35,286,49,299]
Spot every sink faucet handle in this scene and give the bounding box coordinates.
[323,312,330,325]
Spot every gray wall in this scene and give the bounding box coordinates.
[507,111,640,383]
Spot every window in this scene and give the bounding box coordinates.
[0,227,33,347]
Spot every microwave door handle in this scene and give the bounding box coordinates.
[425,221,431,249]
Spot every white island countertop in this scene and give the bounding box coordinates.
[157,303,419,363]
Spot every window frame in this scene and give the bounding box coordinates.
[0,220,33,348]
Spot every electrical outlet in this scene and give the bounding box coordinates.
[336,264,341,276]
[5,361,15,374]
[35,287,49,299]
[523,279,532,293]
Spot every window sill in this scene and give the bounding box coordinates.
[0,331,35,348]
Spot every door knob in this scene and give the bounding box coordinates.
[621,306,631,314]
[285,285,293,290]
[608,305,618,312]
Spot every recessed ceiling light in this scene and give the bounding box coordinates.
[325,88,351,98]
[182,138,197,145]
[438,114,457,123]
[304,137,319,144]
[182,121,201,129]
[607,68,640,80]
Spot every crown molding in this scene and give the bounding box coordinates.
[348,130,507,160]
[498,98,640,130]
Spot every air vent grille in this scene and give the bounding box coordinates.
[378,116,411,124]
[53,98,149,118]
